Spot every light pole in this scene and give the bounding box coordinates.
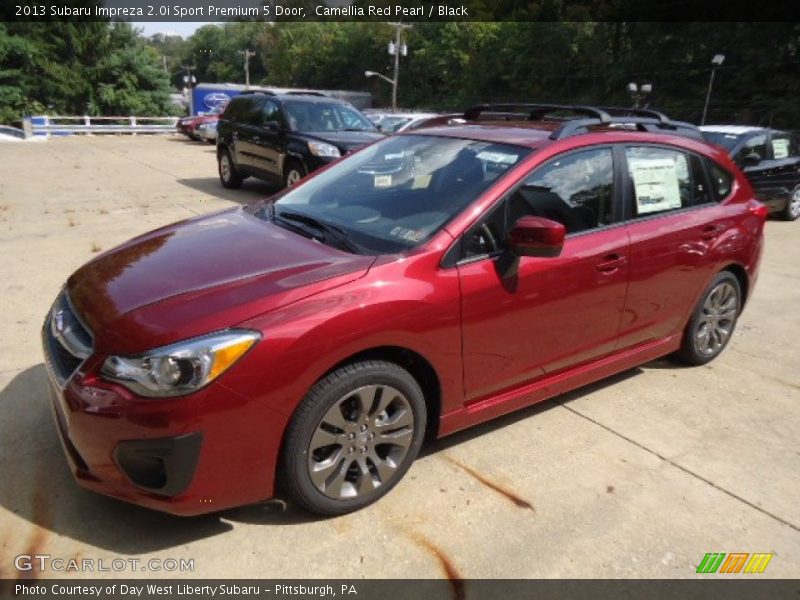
[365,22,411,112]
[364,70,399,111]
[701,53,725,126]
[239,49,256,89]
[627,82,652,110]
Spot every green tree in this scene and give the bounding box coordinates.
[0,21,176,123]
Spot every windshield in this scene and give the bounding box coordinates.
[260,134,530,254]
[702,131,742,151]
[284,101,376,132]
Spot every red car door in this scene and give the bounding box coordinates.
[457,147,630,404]
[615,145,733,349]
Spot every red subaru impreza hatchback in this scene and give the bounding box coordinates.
[43,105,766,516]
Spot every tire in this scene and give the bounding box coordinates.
[283,160,306,189]
[280,360,427,516]
[676,271,741,366]
[218,148,243,189]
[780,187,800,221]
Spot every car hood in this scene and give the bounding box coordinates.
[67,208,375,354]
[300,130,384,152]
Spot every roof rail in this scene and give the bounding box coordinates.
[464,103,612,123]
[284,91,328,97]
[463,102,702,142]
[238,90,276,96]
[597,106,669,123]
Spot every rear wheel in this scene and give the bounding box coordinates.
[218,148,243,189]
[281,361,426,516]
[677,271,741,365]
[781,187,800,221]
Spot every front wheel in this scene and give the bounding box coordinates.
[676,271,741,365]
[283,160,306,189]
[781,187,800,221]
[280,361,426,516]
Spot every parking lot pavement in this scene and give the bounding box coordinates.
[0,136,797,579]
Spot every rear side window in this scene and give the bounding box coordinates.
[770,133,799,159]
[625,146,708,217]
[708,161,733,200]
[223,98,248,121]
[734,134,767,165]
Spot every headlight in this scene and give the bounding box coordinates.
[308,141,341,158]
[100,330,259,398]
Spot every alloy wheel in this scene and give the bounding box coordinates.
[694,281,738,356]
[789,188,800,219]
[307,384,415,500]
[220,154,231,182]
[286,169,302,187]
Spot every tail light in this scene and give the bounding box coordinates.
[749,200,768,220]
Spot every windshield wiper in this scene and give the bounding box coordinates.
[274,208,363,254]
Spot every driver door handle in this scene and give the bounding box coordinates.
[596,253,627,273]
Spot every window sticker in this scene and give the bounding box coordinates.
[772,138,790,160]
[629,157,682,214]
[374,175,392,188]
[412,174,432,189]
[390,226,425,242]
[476,151,519,164]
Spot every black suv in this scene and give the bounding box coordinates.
[700,125,800,220]
[217,92,383,189]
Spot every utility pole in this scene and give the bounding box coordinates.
[388,22,411,112]
[181,64,197,115]
[239,49,256,89]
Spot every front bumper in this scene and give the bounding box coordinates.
[42,311,288,516]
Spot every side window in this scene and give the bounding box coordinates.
[463,202,506,259]
[734,135,767,165]
[770,133,799,160]
[626,146,696,217]
[690,154,713,205]
[241,99,262,126]
[262,100,280,125]
[708,161,733,200]
[223,99,243,121]
[509,148,615,234]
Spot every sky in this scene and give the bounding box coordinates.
[131,21,215,38]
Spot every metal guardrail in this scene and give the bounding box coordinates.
[25,116,179,137]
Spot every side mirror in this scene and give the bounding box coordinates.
[742,152,761,167]
[262,121,280,133]
[507,216,565,258]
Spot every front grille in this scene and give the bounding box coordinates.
[43,291,94,386]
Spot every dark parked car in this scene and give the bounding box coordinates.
[700,125,800,220]
[217,92,383,189]
[43,105,765,516]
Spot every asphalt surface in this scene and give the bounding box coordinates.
[0,136,797,580]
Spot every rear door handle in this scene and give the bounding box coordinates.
[596,253,627,273]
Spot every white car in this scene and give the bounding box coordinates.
[366,112,451,134]
[0,125,44,142]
